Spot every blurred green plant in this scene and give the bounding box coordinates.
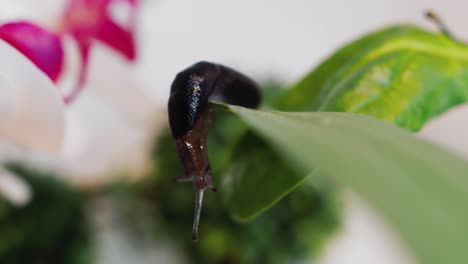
[0,163,91,264]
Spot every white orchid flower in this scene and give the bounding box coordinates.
[0,40,65,206]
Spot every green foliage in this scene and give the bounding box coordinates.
[133,24,468,263]
[220,104,468,264]
[142,123,341,263]
[148,25,468,260]
[222,25,468,224]
[276,25,468,131]
[0,163,91,264]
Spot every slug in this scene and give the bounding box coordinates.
[168,61,261,241]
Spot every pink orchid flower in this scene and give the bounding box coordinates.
[0,21,64,83]
[0,0,138,105]
[61,0,138,103]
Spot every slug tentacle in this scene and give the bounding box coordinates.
[168,61,261,241]
[175,175,195,183]
[192,189,204,241]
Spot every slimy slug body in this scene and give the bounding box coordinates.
[168,61,261,241]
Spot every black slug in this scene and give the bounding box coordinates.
[168,61,261,241]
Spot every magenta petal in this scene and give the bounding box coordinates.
[126,0,138,6]
[96,16,136,60]
[0,21,64,82]
[62,0,138,61]
[58,0,139,104]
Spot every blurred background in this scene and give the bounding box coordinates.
[1,0,468,263]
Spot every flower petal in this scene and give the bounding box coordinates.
[126,0,138,6]
[0,167,32,207]
[60,0,138,104]
[0,41,65,154]
[61,0,137,60]
[0,21,64,82]
[96,16,136,60]
[63,43,90,104]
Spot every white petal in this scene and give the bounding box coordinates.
[0,167,32,207]
[0,40,65,154]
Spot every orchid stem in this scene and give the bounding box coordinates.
[63,82,85,105]
[63,44,90,105]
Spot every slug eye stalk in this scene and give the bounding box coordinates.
[168,61,261,241]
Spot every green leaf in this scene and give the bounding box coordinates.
[220,104,468,264]
[275,25,468,131]
[222,26,468,223]
[221,131,316,221]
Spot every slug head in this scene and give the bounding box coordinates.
[168,61,220,139]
